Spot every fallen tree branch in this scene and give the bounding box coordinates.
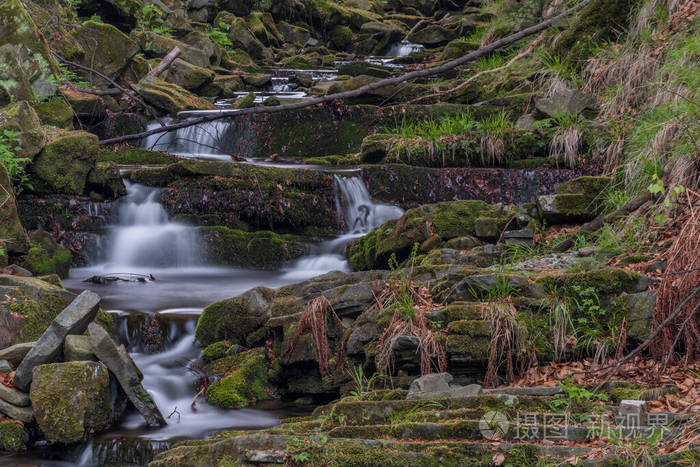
[553,191,653,252]
[98,0,589,145]
[144,47,180,80]
[53,52,165,127]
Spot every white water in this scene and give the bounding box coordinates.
[383,40,424,57]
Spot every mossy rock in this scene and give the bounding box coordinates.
[204,348,271,409]
[195,287,274,346]
[200,226,308,269]
[29,130,98,195]
[60,88,108,118]
[29,361,111,443]
[97,146,178,165]
[133,76,215,115]
[0,163,29,254]
[331,25,353,49]
[133,30,211,68]
[232,91,256,109]
[25,230,71,278]
[163,58,215,91]
[201,340,230,363]
[0,0,59,102]
[34,99,73,129]
[0,100,45,160]
[197,74,244,98]
[281,55,316,70]
[0,421,25,451]
[86,162,127,199]
[72,21,139,86]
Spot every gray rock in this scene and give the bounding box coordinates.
[323,282,374,318]
[614,290,656,341]
[483,386,562,396]
[444,235,481,250]
[535,88,598,119]
[346,322,379,355]
[0,382,30,406]
[0,360,12,373]
[515,113,537,131]
[64,335,97,361]
[6,264,31,277]
[0,342,34,366]
[392,335,420,352]
[407,373,453,400]
[619,400,646,416]
[14,290,101,391]
[503,229,534,247]
[449,384,482,399]
[0,398,33,422]
[88,323,166,427]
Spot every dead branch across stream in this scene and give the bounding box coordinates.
[99,0,590,146]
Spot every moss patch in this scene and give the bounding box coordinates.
[204,348,271,409]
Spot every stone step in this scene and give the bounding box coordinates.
[243,450,285,464]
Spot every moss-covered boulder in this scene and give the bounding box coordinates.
[347,200,508,270]
[133,30,211,68]
[197,74,244,98]
[25,230,71,278]
[220,15,270,60]
[0,0,59,101]
[86,162,127,199]
[200,227,308,269]
[0,163,29,254]
[0,420,25,451]
[133,76,215,115]
[277,21,311,46]
[30,130,99,195]
[204,348,272,408]
[60,88,109,119]
[72,21,139,86]
[0,101,45,160]
[163,58,215,91]
[30,361,111,443]
[537,176,612,224]
[195,287,274,346]
[331,25,354,49]
[34,99,74,129]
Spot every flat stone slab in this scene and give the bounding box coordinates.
[0,383,29,407]
[64,335,97,361]
[14,290,101,391]
[407,373,482,400]
[88,323,166,427]
[0,360,12,373]
[0,342,34,366]
[0,397,33,422]
[483,386,563,396]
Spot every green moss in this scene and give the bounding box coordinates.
[97,147,178,165]
[537,268,643,296]
[30,130,98,195]
[200,227,307,269]
[25,230,71,278]
[34,99,73,128]
[202,341,230,363]
[0,421,25,451]
[204,349,270,409]
[331,25,353,49]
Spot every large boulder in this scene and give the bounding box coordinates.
[0,0,59,102]
[0,101,45,160]
[86,162,127,199]
[407,24,456,45]
[200,227,307,269]
[13,290,101,391]
[0,163,29,254]
[195,287,274,346]
[30,361,111,443]
[72,21,139,87]
[88,323,166,427]
[25,230,72,278]
[133,30,211,68]
[29,130,99,195]
[221,15,270,60]
[34,99,74,129]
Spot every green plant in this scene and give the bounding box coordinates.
[347,365,383,400]
[550,378,609,412]
[480,110,512,165]
[209,21,232,47]
[0,130,32,193]
[140,5,173,36]
[284,436,327,464]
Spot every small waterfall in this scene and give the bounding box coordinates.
[141,118,243,161]
[281,175,403,280]
[101,182,199,270]
[334,175,404,234]
[383,41,424,57]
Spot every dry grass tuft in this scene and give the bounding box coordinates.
[550,125,584,168]
[483,299,521,387]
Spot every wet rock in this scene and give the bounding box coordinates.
[30,361,111,443]
[25,230,72,278]
[64,334,97,361]
[30,130,99,195]
[535,88,598,119]
[72,21,139,86]
[88,323,166,427]
[0,342,34,366]
[14,290,101,391]
[0,101,45,160]
[86,162,128,199]
[0,163,30,254]
[0,397,33,422]
[232,91,256,109]
[204,348,271,409]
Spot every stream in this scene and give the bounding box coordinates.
[3,156,402,465]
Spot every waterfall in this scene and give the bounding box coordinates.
[141,118,244,161]
[334,175,404,234]
[383,41,424,57]
[101,182,199,270]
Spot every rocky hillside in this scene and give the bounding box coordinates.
[0,0,698,464]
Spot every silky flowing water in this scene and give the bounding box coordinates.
[3,164,402,465]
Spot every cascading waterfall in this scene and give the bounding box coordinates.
[281,175,403,280]
[102,181,199,271]
[141,118,244,160]
[383,40,424,57]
